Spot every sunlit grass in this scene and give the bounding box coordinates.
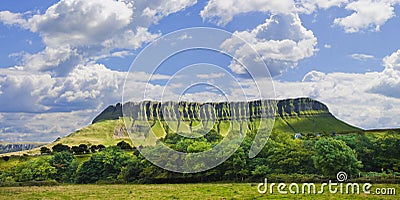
[0,183,398,200]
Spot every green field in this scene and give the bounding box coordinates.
[0,183,398,199]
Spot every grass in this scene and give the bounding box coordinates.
[0,183,398,199]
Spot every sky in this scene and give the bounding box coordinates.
[0,0,400,142]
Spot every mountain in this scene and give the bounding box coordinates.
[0,142,46,154]
[93,97,360,134]
[1,98,361,155]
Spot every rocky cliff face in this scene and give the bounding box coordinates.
[92,98,331,123]
[0,143,44,154]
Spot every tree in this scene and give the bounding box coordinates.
[2,156,10,162]
[90,145,98,153]
[373,135,400,172]
[40,146,52,155]
[75,146,130,183]
[123,156,142,182]
[313,138,362,177]
[117,141,133,150]
[50,151,76,182]
[71,144,90,155]
[13,157,56,182]
[97,144,106,151]
[52,143,70,153]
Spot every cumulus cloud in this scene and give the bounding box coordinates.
[221,13,317,76]
[0,73,55,112]
[271,49,400,129]
[0,11,29,28]
[383,49,400,69]
[333,0,400,33]
[0,111,94,142]
[272,70,400,129]
[201,0,295,26]
[295,0,349,14]
[201,0,350,25]
[0,0,197,76]
[0,0,197,141]
[368,49,400,98]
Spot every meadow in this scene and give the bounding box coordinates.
[0,183,398,199]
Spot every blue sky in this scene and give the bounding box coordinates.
[1,0,400,142]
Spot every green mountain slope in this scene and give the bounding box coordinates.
[2,98,361,155]
[73,98,361,145]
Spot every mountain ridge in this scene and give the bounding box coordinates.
[93,97,333,123]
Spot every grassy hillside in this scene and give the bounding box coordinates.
[0,98,363,156]
[57,119,131,146]
[273,114,360,134]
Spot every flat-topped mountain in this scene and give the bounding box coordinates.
[1,98,362,155]
[93,98,331,123]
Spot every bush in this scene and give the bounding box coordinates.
[2,156,10,162]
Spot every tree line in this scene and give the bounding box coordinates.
[0,130,399,184]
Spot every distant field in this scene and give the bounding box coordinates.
[0,183,398,199]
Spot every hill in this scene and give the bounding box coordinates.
[94,97,361,134]
[1,98,362,155]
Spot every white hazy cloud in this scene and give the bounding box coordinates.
[324,44,332,48]
[221,13,317,76]
[351,53,375,61]
[196,73,225,79]
[334,0,400,33]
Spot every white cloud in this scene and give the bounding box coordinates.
[201,0,295,26]
[274,70,400,129]
[0,0,196,76]
[312,0,349,9]
[0,73,55,112]
[0,11,28,28]
[201,0,349,25]
[221,14,317,76]
[28,0,133,47]
[0,111,93,142]
[324,44,332,48]
[196,73,225,79]
[350,53,375,61]
[368,49,400,98]
[383,49,400,69]
[333,0,400,33]
[295,0,349,14]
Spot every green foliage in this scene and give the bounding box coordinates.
[116,141,133,150]
[122,156,142,182]
[372,133,400,172]
[71,144,90,155]
[313,137,362,177]
[49,151,76,182]
[13,157,57,182]
[52,143,70,153]
[40,146,51,155]
[75,146,130,183]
